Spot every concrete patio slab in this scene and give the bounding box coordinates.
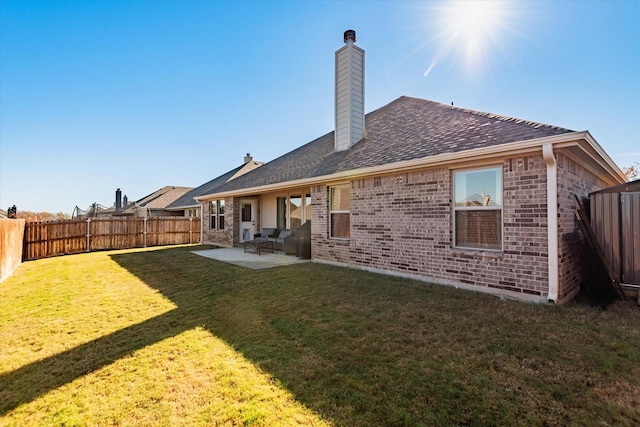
[192,247,310,270]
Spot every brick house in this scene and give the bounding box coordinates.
[196,31,626,304]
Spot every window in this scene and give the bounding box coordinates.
[330,184,350,239]
[305,194,311,224]
[277,194,312,229]
[290,195,302,229]
[210,201,217,230]
[218,200,225,230]
[210,200,225,230]
[277,197,287,230]
[453,167,502,250]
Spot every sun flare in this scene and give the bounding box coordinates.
[423,0,513,77]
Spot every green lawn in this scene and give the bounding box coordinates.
[1,245,639,426]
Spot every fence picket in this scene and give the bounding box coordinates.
[22,217,201,260]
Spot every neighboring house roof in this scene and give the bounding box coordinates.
[130,186,193,210]
[167,160,264,210]
[198,96,575,197]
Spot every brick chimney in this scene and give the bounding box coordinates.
[244,153,253,164]
[335,29,365,152]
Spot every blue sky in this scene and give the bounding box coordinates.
[1,0,638,214]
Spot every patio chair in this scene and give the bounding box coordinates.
[268,229,291,251]
[283,221,311,258]
[254,227,278,240]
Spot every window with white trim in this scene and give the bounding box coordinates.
[330,184,350,239]
[277,193,312,229]
[210,200,225,230]
[218,200,225,229]
[453,167,502,250]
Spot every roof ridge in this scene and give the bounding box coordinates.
[136,185,192,206]
[403,96,572,132]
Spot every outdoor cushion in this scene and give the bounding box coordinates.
[255,228,277,239]
[268,229,291,243]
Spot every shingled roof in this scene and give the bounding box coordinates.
[167,165,246,210]
[208,96,574,194]
[168,159,264,209]
[134,186,193,210]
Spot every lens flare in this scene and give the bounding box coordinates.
[422,0,515,78]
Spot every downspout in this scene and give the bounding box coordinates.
[542,143,558,303]
[200,202,204,243]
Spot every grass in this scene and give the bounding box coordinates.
[1,245,639,426]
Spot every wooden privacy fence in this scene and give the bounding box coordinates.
[23,217,201,261]
[1,218,26,282]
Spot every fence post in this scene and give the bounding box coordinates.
[143,217,148,248]
[86,218,91,252]
[189,217,193,244]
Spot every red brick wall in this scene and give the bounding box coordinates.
[201,197,236,247]
[197,150,613,303]
[556,152,608,303]
[502,155,550,296]
[312,155,551,299]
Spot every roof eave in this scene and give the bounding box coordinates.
[581,131,627,182]
[165,203,199,211]
[195,131,623,200]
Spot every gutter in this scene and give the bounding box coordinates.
[196,132,586,202]
[581,131,627,182]
[542,143,559,303]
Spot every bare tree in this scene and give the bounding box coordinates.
[621,162,639,180]
[13,210,71,221]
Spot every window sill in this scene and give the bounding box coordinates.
[451,246,504,259]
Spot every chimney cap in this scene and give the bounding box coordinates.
[344,29,356,44]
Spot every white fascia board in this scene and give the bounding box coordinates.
[165,204,199,211]
[582,131,627,181]
[195,131,617,201]
[554,131,627,184]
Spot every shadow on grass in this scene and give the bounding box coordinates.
[0,310,185,414]
[0,246,330,417]
[2,245,437,424]
[2,245,638,425]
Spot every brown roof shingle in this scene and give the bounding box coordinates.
[167,164,246,209]
[135,186,193,210]
[212,96,574,193]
